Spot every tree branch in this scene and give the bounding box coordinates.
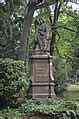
[58,25,77,32]
[56,31,61,41]
[65,11,77,20]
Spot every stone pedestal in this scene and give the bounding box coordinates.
[29,54,56,98]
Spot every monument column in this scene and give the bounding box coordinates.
[29,18,56,98]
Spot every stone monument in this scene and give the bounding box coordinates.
[29,18,56,98]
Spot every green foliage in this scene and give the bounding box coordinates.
[0,107,21,118]
[20,98,77,116]
[0,58,29,107]
[0,0,27,59]
[0,9,12,43]
[53,7,79,97]
[0,9,13,58]
[0,99,78,118]
[71,19,79,77]
[54,58,73,97]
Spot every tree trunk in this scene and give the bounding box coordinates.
[19,4,36,61]
[50,1,61,56]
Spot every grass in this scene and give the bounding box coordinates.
[67,84,79,91]
[66,84,79,101]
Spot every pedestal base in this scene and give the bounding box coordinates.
[29,83,56,98]
[29,54,56,99]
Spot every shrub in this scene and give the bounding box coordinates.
[0,107,21,118]
[0,58,29,108]
[20,98,77,116]
[0,99,78,118]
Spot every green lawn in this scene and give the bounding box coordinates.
[67,84,79,101]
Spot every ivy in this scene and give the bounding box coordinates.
[20,98,77,116]
[0,99,78,118]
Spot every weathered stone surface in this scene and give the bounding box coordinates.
[34,62,49,82]
[29,54,56,98]
[34,18,51,52]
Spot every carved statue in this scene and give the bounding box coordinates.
[34,18,50,53]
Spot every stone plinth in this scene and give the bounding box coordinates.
[29,54,56,98]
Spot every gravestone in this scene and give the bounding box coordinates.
[29,18,56,98]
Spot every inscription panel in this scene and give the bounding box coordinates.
[33,86,49,94]
[34,63,49,82]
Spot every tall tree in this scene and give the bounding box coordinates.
[19,0,62,61]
